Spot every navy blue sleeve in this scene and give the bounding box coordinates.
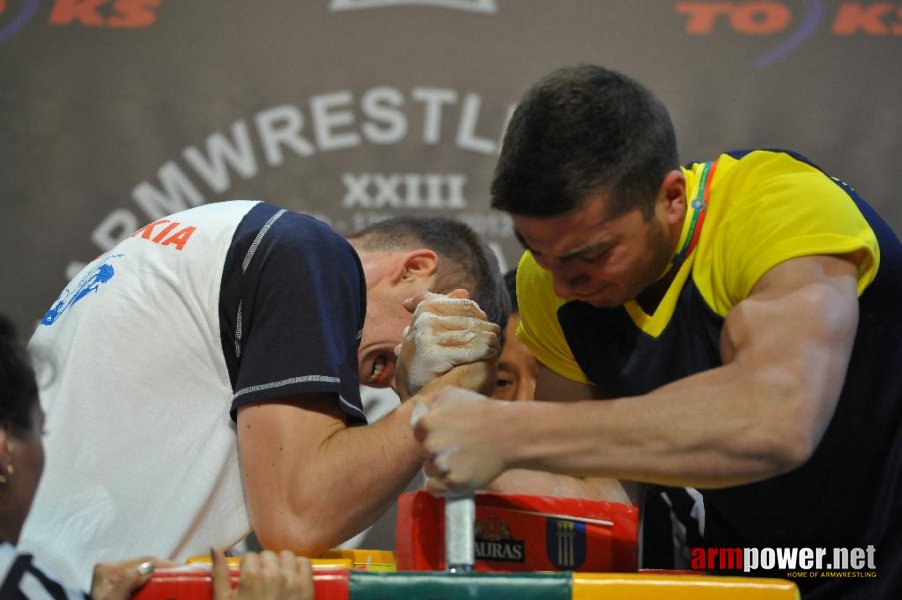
[220,203,366,423]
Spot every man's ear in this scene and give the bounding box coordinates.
[0,425,10,466]
[0,426,13,486]
[657,169,687,226]
[398,249,438,284]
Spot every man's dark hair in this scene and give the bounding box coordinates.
[491,65,679,220]
[348,217,511,330]
[0,314,38,433]
[503,267,519,314]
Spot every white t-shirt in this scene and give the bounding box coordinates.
[21,200,365,589]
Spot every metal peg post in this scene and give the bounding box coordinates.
[444,492,475,572]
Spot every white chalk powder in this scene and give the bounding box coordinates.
[403,293,496,394]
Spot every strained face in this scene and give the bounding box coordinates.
[514,194,673,308]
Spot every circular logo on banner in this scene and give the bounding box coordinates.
[0,0,40,43]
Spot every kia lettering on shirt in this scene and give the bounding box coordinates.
[130,218,197,251]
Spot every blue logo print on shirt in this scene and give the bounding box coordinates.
[41,259,118,326]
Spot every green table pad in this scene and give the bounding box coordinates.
[349,571,572,599]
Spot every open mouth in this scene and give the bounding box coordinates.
[369,354,386,384]
[366,353,395,387]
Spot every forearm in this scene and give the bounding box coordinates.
[487,469,639,505]
[242,400,423,555]
[503,364,822,488]
[486,367,638,505]
[303,401,422,549]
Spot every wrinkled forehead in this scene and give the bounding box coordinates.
[511,197,622,256]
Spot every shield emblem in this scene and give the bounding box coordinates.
[546,518,586,570]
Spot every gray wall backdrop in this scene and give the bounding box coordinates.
[2,0,901,552]
[3,1,901,334]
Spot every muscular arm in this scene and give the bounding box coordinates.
[419,255,860,492]
[504,255,859,487]
[238,395,422,555]
[239,307,500,555]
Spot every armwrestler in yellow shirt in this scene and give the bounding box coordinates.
[411,65,901,599]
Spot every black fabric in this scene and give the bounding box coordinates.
[219,202,367,423]
[0,546,87,599]
[642,486,704,570]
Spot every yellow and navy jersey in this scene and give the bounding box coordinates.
[516,149,902,594]
[517,149,880,388]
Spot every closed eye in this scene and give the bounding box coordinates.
[575,247,612,263]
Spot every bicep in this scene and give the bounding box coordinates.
[721,255,860,437]
[236,395,347,523]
